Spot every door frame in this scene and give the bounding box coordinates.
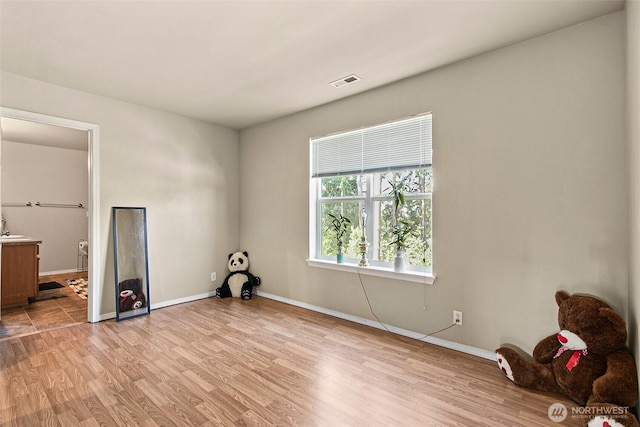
[0,107,101,323]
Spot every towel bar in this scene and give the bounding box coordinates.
[1,202,32,207]
[35,202,84,208]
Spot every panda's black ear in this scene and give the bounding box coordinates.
[228,253,233,260]
[243,251,249,257]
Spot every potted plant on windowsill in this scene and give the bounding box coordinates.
[389,220,418,270]
[326,213,351,263]
[387,177,417,271]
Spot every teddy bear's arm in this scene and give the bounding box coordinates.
[221,273,230,286]
[590,349,639,408]
[247,272,260,287]
[532,333,562,363]
[215,273,234,298]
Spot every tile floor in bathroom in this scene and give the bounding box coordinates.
[0,271,88,340]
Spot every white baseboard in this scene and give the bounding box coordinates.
[40,269,82,276]
[96,291,217,322]
[151,291,217,310]
[98,312,116,321]
[256,290,496,361]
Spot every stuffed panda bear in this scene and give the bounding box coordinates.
[215,251,261,300]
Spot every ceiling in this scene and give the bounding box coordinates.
[0,0,625,131]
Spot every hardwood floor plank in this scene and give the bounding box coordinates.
[135,378,170,407]
[0,296,587,426]
[108,388,158,427]
[13,387,40,425]
[27,381,59,427]
[82,393,118,426]
[216,382,282,426]
[123,393,165,427]
[43,382,93,422]
[160,399,211,426]
[194,399,243,425]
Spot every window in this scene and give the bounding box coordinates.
[310,114,432,274]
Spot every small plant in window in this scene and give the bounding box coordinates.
[389,220,418,252]
[326,213,351,263]
[386,176,418,270]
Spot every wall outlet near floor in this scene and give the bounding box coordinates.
[453,310,463,326]
[211,272,216,282]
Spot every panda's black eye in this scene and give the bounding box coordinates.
[239,259,244,264]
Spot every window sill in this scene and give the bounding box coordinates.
[306,259,436,284]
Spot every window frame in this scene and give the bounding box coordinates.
[308,114,435,284]
[307,166,435,284]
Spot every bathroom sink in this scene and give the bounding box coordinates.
[1,235,25,239]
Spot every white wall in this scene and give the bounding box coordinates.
[0,72,240,316]
[240,12,627,353]
[2,140,88,273]
[627,0,640,362]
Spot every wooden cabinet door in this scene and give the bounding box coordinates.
[1,243,39,307]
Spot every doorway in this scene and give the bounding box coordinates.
[0,107,100,326]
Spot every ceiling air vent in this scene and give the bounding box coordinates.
[329,74,361,88]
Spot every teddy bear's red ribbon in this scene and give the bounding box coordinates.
[554,346,588,371]
[121,293,137,304]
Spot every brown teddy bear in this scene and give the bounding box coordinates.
[496,291,638,427]
[118,278,147,312]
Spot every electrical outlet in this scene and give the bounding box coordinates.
[453,310,463,326]
[211,272,216,282]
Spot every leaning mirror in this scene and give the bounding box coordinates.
[112,207,150,321]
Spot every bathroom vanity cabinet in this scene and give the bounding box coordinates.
[1,239,41,307]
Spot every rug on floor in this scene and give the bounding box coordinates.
[66,278,88,299]
[29,281,67,302]
[39,281,64,291]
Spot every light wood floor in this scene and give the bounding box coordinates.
[0,295,582,426]
[0,272,88,341]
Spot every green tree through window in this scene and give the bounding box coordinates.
[317,168,432,270]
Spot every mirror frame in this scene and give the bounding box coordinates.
[112,206,151,321]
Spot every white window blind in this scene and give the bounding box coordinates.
[311,113,432,178]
